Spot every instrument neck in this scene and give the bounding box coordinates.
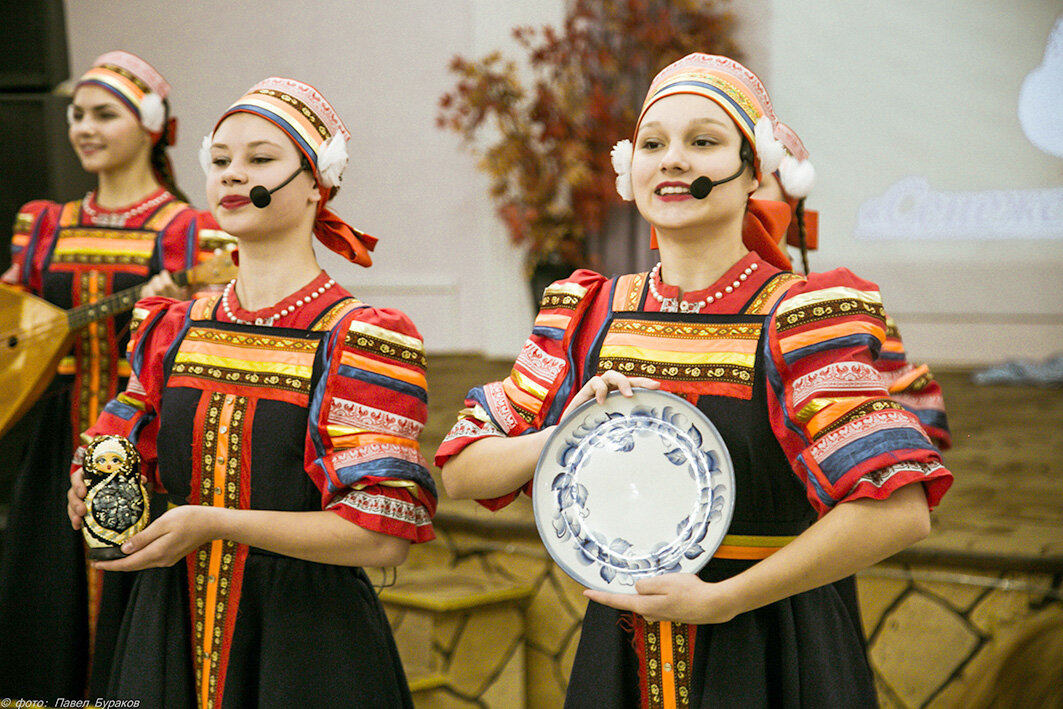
[65,270,190,331]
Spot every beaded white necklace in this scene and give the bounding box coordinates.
[221,277,335,326]
[647,261,758,313]
[81,190,171,227]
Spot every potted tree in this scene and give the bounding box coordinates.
[437,0,740,305]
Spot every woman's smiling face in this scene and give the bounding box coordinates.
[631,93,757,236]
[68,84,152,176]
[206,112,319,239]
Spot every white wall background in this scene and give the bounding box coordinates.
[63,0,1062,365]
[64,0,563,358]
[768,0,1063,365]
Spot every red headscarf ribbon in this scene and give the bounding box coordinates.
[742,198,792,271]
[313,205,377,267]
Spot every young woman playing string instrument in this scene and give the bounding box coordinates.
[438,54,952,707]
[0,50,228,699]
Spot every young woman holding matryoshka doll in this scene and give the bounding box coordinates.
[68,77,435,707]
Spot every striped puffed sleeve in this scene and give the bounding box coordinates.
[154,206,236,276]
[308,305,436,543]
[434,269,610,510]
[72,296,187,486]
[874,317,951,449]
[7,201,61,293]
[765,268,953,516]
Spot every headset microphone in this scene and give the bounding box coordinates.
[689,163,748,200]
[249,164,309,208]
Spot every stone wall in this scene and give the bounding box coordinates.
[388,523,1062,708]
[861,565,1062,707]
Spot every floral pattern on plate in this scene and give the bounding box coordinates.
[533,388,735,593]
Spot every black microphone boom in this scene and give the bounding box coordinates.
[689,163,747,199]
[249,185,272,209]
[249,165,308,208]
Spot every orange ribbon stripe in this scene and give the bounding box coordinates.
[660,621,677,709]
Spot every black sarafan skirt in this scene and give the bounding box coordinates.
[108,554,413,708]
[564,569,878,709]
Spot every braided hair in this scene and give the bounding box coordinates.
[740,138,755,173]
[150,99,190,203]
[794,197,809,274]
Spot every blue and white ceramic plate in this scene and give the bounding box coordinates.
[533,388,735,593]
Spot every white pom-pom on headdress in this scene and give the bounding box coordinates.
[610,139,632,174]
[139,92,166,134]
[754,116,785,175]
[198,135,212,176]
[316,134,348,189]
[610,139,634,201]
[778,154,816,198]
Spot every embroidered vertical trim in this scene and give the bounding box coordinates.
[191,392,248,709]
[190,294,222,320]
[85,565,103,680]
[635,618,696,708]
[311,297,364,331]
[612,272,647,312]
[73,270,115,439]
[673,622,694,705]
[660,621,677,708]
[743,272,803,314]
[87,271,101,432]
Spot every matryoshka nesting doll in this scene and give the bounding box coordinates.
[81,434,149,559]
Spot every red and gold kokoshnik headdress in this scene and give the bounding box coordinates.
[204,77,377,267]
[73,50,174,145]
[610,54,817,269]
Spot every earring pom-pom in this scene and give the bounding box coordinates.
[139,93,165,134]
[754,116,785,175]
[778,155,815,198]
[198,135,212,176]
[317,134,348,189]
[611,139,634,201]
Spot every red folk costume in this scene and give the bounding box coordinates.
[10,193,226,437]
[0,52,228,701]
[437,54,952,709]
[76,77,433,708]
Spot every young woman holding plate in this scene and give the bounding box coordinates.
[438,53,952,707]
